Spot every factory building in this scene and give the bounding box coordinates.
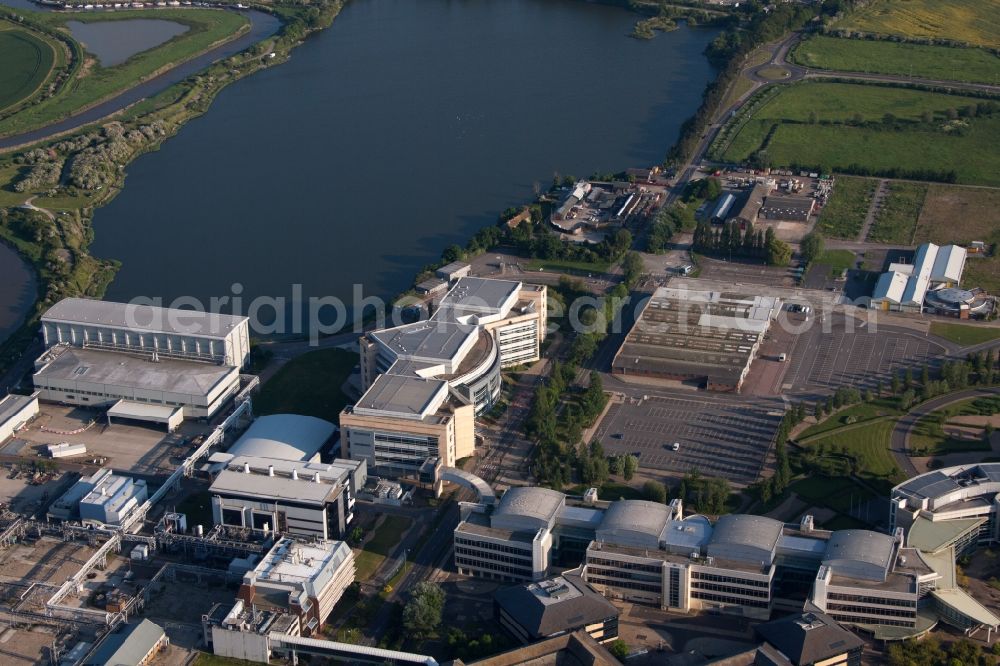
[455,486,999,638]
[48,468,148,527]
[41,297,250,368]
[610,284,780,392]
[0,393,38,444]
[84,618,167,666]
[236,538,355,634]
[32,344,241,424]
[758,195,815,222]
[871,243,968,313]
[343,277,546,476]
[208,415,365,540]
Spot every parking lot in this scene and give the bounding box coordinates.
[783,318,946,392]
[592,394,783,485]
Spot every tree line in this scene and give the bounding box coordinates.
[692,219,792,266]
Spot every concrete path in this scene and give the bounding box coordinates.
[857,179,888,242]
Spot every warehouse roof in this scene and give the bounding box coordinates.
[0,393,37,428]
[43,297,246,338]
[228,414,335,462]
[84,618,164,666]
[873,270,909,304]
[494,572,618,641]
[34,345,237,397]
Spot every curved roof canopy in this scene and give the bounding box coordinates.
[229,414,335,462]
[493,487,564,530]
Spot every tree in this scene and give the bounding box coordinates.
[623,454,638,481]
[767,237,792,266]
[442,244,463,263]
[800,231,824,264]
[643,480,667,503]
[403,582,446,638]
[350,526,363,543]
[621,251,645,288]
[608,639,629,661]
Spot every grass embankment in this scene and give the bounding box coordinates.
[798,399,903,440]
[867,181,927,244]
[716,47,771,120]
[816,175,875,238]
[831,0,1000,48]
[354,515,413,581]
[0,21,57,113]
[567,482,643,501]
[796,419,901,493]
[909,396,998,455]
[914,185,1000,293]
[0,8,249,137]
[812,249,855,277]
[255,348,358,423]
[718,81,1000,186]
[930,323,1000,347]
[787,476,879,529]
[791,35,1000,85]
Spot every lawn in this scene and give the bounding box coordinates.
[816,176,876,239]
[0,8,249,136]
[814,249,856,277]
[717,47,771,121]
[0,23,56,112]
[833,0,1000,48]
[790,35,1000,85]
[800,419,901,486]
[930,322,1000,346]
[353,515,413,581]
[567,482,643,501]
[910,397,996,455]
[788,475,877,516]
[798,399,903,440]
[915,185,1000,292]
[255,348,358,424]
[868,182,927,244]
[719,82,1000,186]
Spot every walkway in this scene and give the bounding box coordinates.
[857,179,888,242]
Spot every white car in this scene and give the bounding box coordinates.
[671,442,680,451]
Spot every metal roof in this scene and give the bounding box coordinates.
[211,468,339,504]
[43,297,246,338]
[34,345,238,397]
[906,515,985,554]
[932,588,1000,629]
[822,530,895,576]
[0,393,36,427]
[930,244,966,284]
[873,270,909,304]
[597,500,672,541]
[84,618,164,666]
[708,514,783,553]
[494,487,564,526]
[229,414,335,462]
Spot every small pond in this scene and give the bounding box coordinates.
[67,19,189,66]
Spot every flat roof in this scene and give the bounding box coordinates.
[43,297,246,338]
[906,515,985,554]
[107,400,181,422]
[34,346,237,398]
[211,469,339,504]
[251,538,351,588]
[456,515,538,544]
[437,277,521,315]
[353,374,448,418]
[370,321,477,363]
[0,393,37,426]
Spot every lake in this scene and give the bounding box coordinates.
[0,243,37,348]
[90,0,720,330]
[67,19,189,67]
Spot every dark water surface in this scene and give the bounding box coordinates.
[81,0,720,324]
[0,244,37,346]
[67,19,189,66]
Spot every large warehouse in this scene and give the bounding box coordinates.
[871,243,968,313]
[41,297,251,368]
[343,277,546,476]
[455,486,999,638]
[611,285,780,392]
[32,344,241,423]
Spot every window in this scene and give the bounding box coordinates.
[222,508,243,526]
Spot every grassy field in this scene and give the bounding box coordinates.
[255,348,358,424]
[833,0,1000,48]
[910,402,994,455]
[717,47,771,121]
[799,419,901,489]
[929,322,1000,346]
[816,175,876,238]
[788,475,878,517]
[813,249,856,277]
[568,482,643,501]
[719,82,1000,186]
[0,8,248,136]
[354,515,413,581]
[791,35,1000,85]
[868,182,927,244]
[914,185,1000,292]
[0,23,56,112]
[799,399,903,440]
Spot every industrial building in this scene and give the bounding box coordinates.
[494,572,619,645]
[48,468,148,527]
[871,243,968,313]
[454,486,999,638]
[437,261,472,283]
[343,277,546,476]
[237,538,355,633]
[32,344,241,425]
[610,285,781,392]
[758,195,815,222]
[208,415,365,539]
[84,618,167,666]
[0,392,38,444]
[41,297,251,368]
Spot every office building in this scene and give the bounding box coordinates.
[343,277,546,475]
[754,612,864,666]
[494,572,619,644]
[42,297,250,368]
[611,284,781,392]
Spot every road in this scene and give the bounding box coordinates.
[890,387,1000,477]
[0,10,281,151]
